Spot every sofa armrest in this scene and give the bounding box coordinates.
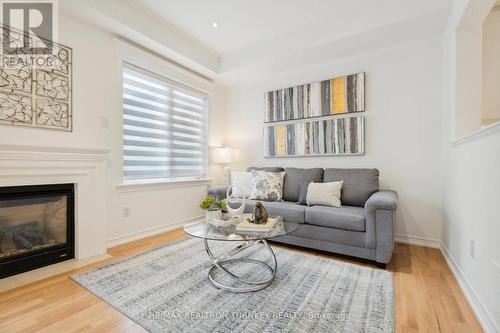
[365,190,398,214]
[364,190,398,265]
[208,185,230,201]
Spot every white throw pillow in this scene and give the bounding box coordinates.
[249,171,286,202]
[230,171,252,197]
[306,181,343,208]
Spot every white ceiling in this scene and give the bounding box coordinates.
[66,0,452,83]
[128,0,451,56]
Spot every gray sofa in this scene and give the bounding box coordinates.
[208,167,398,267]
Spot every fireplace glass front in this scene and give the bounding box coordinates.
[0,184,74,278]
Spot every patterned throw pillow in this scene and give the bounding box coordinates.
[249,171,286,202]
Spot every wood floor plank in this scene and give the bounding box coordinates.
[0,230,484,332]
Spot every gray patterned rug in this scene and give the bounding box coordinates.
[72,238,393,333]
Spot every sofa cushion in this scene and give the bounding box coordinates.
[323,168,379,207]
[246,166,284,172]
[283,167,324,202]
[305,205,365,232]
[297,182,309,205]
[240,199,306,224]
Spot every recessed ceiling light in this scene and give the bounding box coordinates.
[212,22,218,28]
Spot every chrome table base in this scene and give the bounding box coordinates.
[204,238,277,293]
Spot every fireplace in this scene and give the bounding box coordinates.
[0,184,75,278]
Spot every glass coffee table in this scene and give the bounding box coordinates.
[184,216,298,293]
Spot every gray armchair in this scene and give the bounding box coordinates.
[208,185,230,201]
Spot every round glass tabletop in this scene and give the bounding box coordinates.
[183,215,298,241]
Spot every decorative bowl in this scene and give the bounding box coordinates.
[209,213,242,227]
[209,218,233,227]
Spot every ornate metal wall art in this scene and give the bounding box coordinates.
[0,27,72,131]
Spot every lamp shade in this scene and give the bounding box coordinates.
[213,147,232,164]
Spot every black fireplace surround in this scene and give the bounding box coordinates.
[0,184,75,278]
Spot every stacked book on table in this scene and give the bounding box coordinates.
[236,216,279,233]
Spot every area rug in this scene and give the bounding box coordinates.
[72,238,393,333]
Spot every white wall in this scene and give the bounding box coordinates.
[455,25,483,136]
[0,12,226,246]
[441,0,500,331]
[482,9,500,124]
[442,131,500,332]
[224,37,444,244]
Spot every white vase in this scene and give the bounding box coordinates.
[225,185,246,219]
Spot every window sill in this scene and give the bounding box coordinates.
[450,121,500,146]
[115,178,212,193]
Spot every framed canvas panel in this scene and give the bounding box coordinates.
[264,115,364,157]
[264,72,364,123]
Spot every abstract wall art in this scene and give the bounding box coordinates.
[264,115,364,157]
[0,28,72,131]
[264,72,364,122]
[264,72,366,157]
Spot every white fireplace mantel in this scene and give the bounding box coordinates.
[0,144,110,259]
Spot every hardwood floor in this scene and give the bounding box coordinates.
[0,229,483,332]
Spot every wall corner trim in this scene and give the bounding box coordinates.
[440,243,499,333]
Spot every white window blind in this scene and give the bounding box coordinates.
[122,63,207,181]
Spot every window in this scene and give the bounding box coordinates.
[122,63,207,181]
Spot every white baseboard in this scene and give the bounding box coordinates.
[394,234,441,249]
[106,215,203,248]
[440,243,498,333]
